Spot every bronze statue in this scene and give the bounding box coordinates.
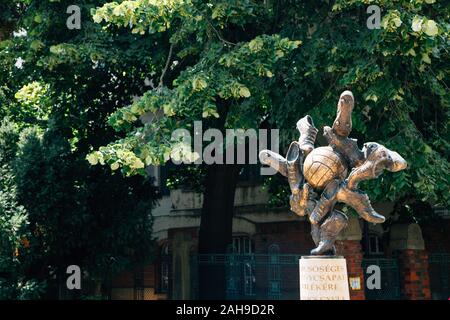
[259,91,407,255]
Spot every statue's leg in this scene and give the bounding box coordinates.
[347,144,408,189]
[296,116,318,156]
[346,162,375,190]
[286,141,304,195]
[311,223,320,247]
[337,184,385,223]
[310,210,348,255]
[290,183,311,217]
[309,179,339,225]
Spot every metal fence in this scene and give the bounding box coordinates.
[191,253,303,300]
[428,253,450,300]
[362,258,401,300]
[191,254,404,300]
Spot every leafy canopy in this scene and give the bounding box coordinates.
[88,0,301,175]
[89,0,449,214]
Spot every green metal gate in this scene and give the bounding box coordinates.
[362,258,401,300]
[267,244,281,300]
[428,253,450,300]
[192,252,302,300]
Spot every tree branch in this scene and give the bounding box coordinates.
[208,22,236,46]
[158,43,174,89]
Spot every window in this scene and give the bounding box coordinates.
[146,165,170,196]
[368,234,384,255]
[231,235,255,296]
[232,235,254,254]
[156,243,170,294]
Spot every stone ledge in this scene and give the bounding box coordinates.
[389,223,425,251]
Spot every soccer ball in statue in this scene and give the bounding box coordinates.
[303,146,348,190]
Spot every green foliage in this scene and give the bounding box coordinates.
[0,0,160,298]
[13,124,156,279]
[14,81,52,123]
[0,120,46,299]
[90,0,449,215]
[165,164,205,192]
[0,119,19,163]
[89,0,301,176]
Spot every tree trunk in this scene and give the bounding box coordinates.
[0,23,14,42]
[198,163,241,299]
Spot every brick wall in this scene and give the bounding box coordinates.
[396,249,431,300]
[111,270,134,288]
[335,240,365,300]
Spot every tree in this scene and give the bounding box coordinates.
[0,0,160,298]
[0,120,46,299]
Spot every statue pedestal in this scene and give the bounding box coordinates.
[299,256,350,300]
